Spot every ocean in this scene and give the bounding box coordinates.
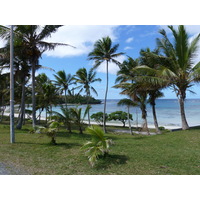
[48,99,200,128]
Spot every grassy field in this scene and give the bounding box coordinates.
[0,121,200,175]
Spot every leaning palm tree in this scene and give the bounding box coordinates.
[138,48,166,134]
[73,67,101,125]
[117,98,137,135]
[88,36,124,132]
[151,25,200,130]
[53,70,74,107]
[0,25,74,128]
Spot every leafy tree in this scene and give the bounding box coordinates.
[108,111,133,127]
[73,67,101,125]
[81,126,114,167]
[88,36,124,132]
[117,98,137,134]
[91,112,108,126]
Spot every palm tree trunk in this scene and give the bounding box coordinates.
[151,101,161,134]
[31,60,36,128]
[179,94,189,130]
[103,60,109,133]
[16,78,26,129]
[127,106,133,135]
[141,105,150,135]
[64,89,68,108]
[87,92,91,126]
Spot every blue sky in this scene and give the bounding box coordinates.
[37,25,200,100]
[2,25,200,99]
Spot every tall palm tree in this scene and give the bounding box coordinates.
[151,25,200,130]
[117,98,137,135]
[88,36,124,132]
[53,70,74,107]
[138,48,165,134]
[114,57,150,135]
[73,67,101,125]
[0,25,74,128]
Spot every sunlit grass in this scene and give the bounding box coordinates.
[0,121,200,175]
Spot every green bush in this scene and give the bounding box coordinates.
[90,112,108,125]
[81,126,114,167]
[108,111,133,127]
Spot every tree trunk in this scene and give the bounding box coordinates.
[127,106,133,135]
[45,108,48,124]
[141,105,150,135]
[103,60,109,133]
[16,78,26,129]
[179,94,189,130]
[87,92,91,126]
[151,101,161,134]
[51,137,57,145]
[79,125,83,134]
[31,60,36,128]
[64,89,68,108]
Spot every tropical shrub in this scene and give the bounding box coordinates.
[90,112,108,125]
[108,111,133,127]
[30,121,62,145]
[69,105,91,134]
[81,126,114,167]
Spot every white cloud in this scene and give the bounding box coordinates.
[124,46,133,50]
[125,37,134,43]
[44,25,119,58]
[96,55,126,75]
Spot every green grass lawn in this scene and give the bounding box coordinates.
[0,121,200,175]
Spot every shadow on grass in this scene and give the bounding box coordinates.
[16,141,81,149]
[95,154,129,170]
[54,142,81,149]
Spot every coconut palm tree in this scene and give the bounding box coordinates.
[114,56,150,135]
[150,25,200,130]
[117,98,137,135]
[53,70,74,107]
[73,67,101,125]
[88,36,124,132]
[0,25,74,128]
[52,105,72,133]
[70,105,91,134]
[138,48,166,134]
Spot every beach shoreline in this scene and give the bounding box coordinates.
[2,111,185,131]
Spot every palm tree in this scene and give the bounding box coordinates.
[138,48,165,134]
[70,105,91,134]
[152,25,200,130]
[52,105,72,133]
[114,56,150,135]
[117,98,137,135]
[0,25,74,128]
[73,67,101,125]
[53,70,74,107]
[88,36,124,132]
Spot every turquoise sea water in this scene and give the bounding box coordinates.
[47,99,200,127]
